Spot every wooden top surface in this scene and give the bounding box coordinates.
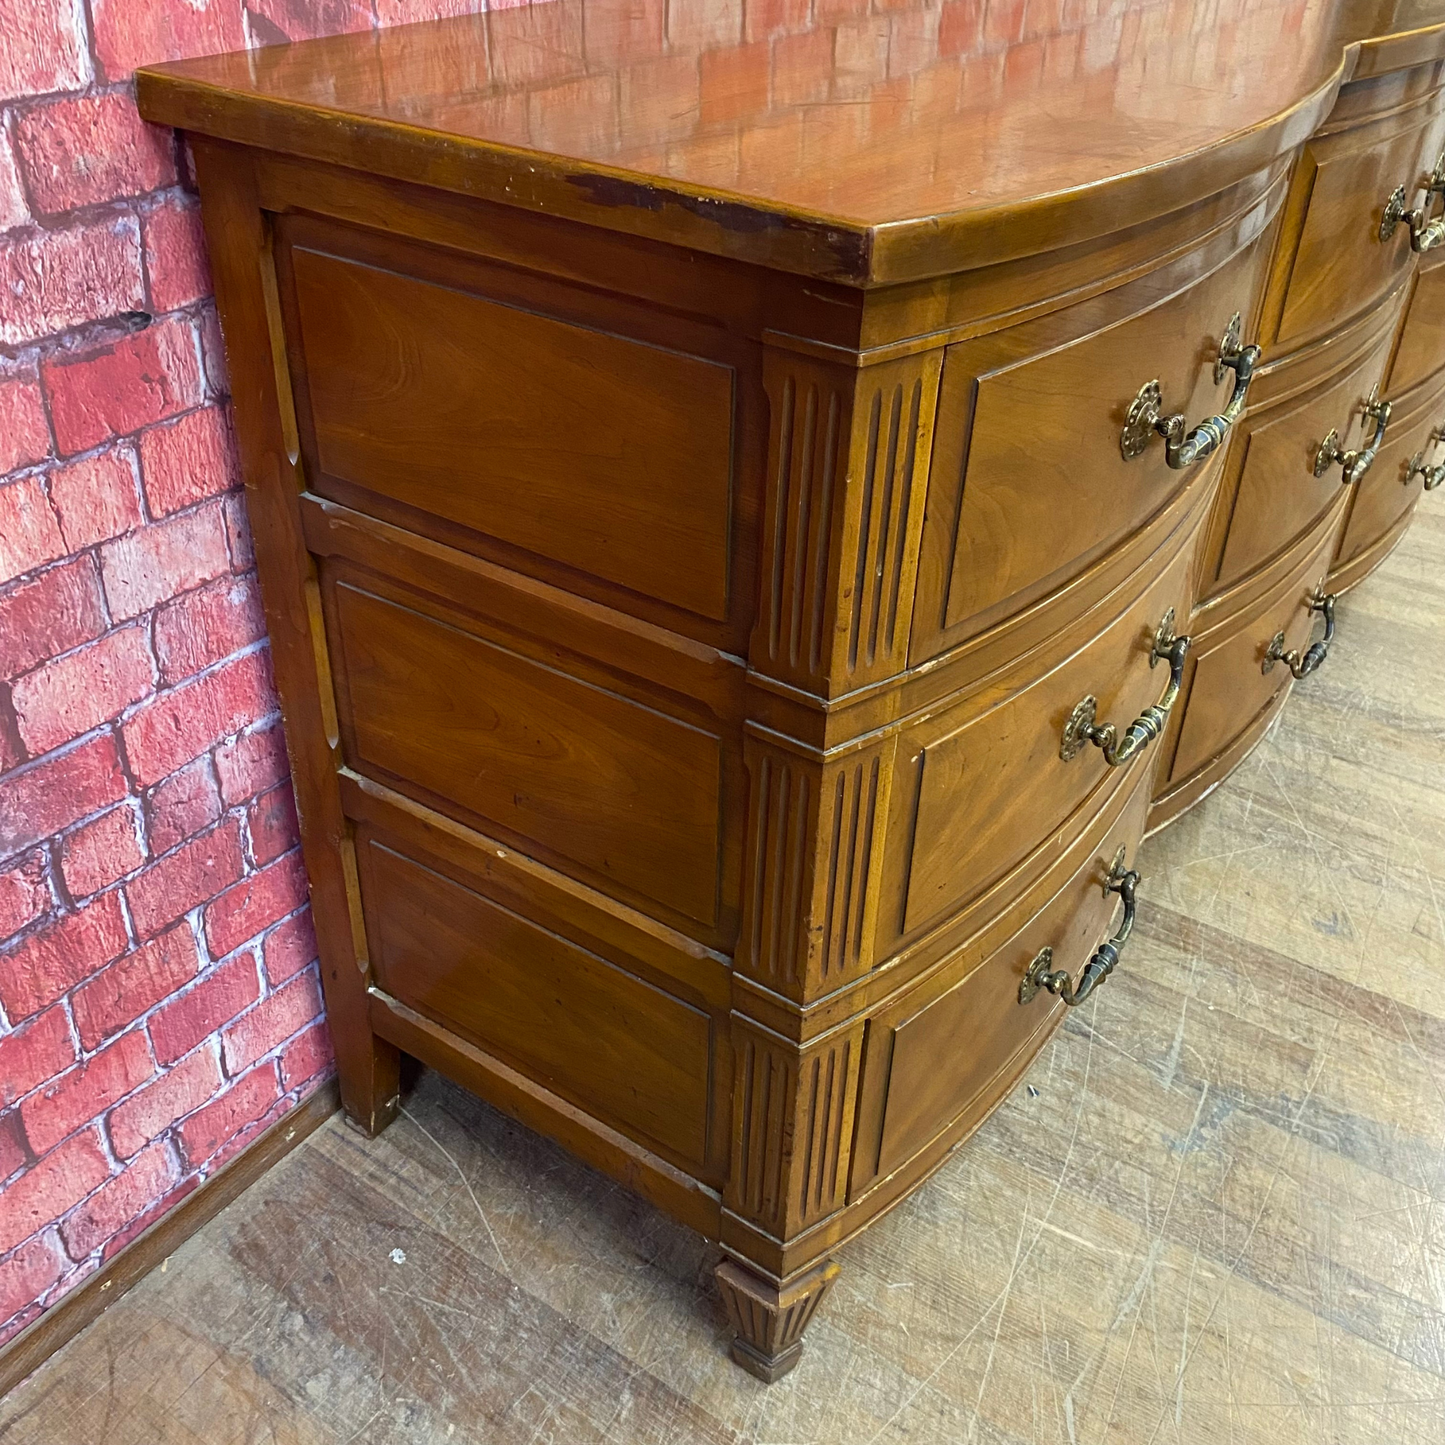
[137,0,1445,285]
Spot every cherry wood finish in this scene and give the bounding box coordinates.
[138,0,1445,1382]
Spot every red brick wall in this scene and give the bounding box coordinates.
[0,0,493,1350]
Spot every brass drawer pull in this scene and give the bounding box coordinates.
[1407,428,1445,490]
[1060,609,1190,767]
[1380,153,1445,252]
[1314,387,1391,485]
[1019,848,1139,1008]
[1262,589,1335,679]
[1120,312,1262,467]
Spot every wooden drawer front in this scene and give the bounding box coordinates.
[893,533,1193,943]
[1212,329,1394,594]
[359,835,711,1169]
[1170,516,1341,786]
[279,223,738,625]
[1387,254,1445,398]
[858,772,1150,1186]
[1275,108,1444,354]
[1336,375,1445,571]
[912,220,1273,658]
[325,571,724,928]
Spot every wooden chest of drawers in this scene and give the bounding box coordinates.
[138,0,1445,1381]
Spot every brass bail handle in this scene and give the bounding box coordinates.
[1263,587,1336,680]
[1120,313,1263,468]
[1019,848,1140,1008]
[1380,152,1445,253]
[1406,425,1445,491]
[1315,386,1391,486]
[1060,609,1191,768]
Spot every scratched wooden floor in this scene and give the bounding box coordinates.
[4,497,1445,1445]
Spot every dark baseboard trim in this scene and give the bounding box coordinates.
[0,1079,340,1399]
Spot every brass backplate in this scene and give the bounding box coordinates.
[1059,696,1098,761]
[1120,381,1162,461]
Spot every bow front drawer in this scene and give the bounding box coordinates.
[911,216,1274,662]
[851,769,1152,1193]
[876,520,1196,958]
[1271,74,1445,355]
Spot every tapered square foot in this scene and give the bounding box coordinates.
[715,1257,840,1382]
[730,1337,804,1383]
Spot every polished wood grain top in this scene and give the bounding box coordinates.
[138,1,1445,281]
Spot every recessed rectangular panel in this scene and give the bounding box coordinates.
[1335,380,1445,570]
[1276,120,1438,353]
[1388,260,1445,397]
[939,253,1260,637]
[290,246,735,620]
[333,582,722,924]
[365,841,710,1167]
[878,781,1149,1175]
[1215,331,1392,591]
[1171,521,1340,785]
[903,544,1191,935]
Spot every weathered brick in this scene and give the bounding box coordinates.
[107,1043,221,1158]
[0,1237,64,1328]
[0,892,128,1021]
[0,1007,75,1108]
[124,815,245,940]
[204,849,308,960]
[177,1060,279,1168]
[221,968,322,1076]
[142,755,222,854]
[0,849,50,939]
[59,1137,177,1258]
[0,1128,109,1255]
[743,0,807,40]
[375,0,486,23]
[20,1028,153,1156]
[245,781,299,867]
[12,624,155,755]
[98,499,232,624]
[0,556,107,680]
[138,405,239,518]
[0,475,66,586]
[0,731,128,862]
[0,126,29,233]
[261,906,316,987]
[148,952,259,1068]
[0,709,23,776]
[59,803,146,899]
[0,0,91,102]
[153,573,264,685]
[279,1020,333,1093]
[0,1110,26,1183]
[214,715,288,806]
[246,0,372,44]
[91,0,247,81]
[0,216,143,350]
[43,314,202,456]
[97,1173,198,1261]
[197,303,229,398]
[120,646,275,787]
[71,924,198,1052]
[665,0,741,50]
[14,91,175,215]
[0,371,48,472]
[939,0,986,54]
[46,446,143,551]
[142,191,210,312]
[220,491,254,571]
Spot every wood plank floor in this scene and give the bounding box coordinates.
[4,493,1444,1444]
